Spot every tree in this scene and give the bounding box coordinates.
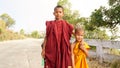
[0,13,15,28]
[0,19,6,34]
[85,29,110,40]
[57,0,110,40]
[109,27,119,40]
[89,0,120,40]
[104,5,120,28]
[90,0,120,29]
[20,29,24,35]
[109,0,119,6]
[31,31,40,38]
[90,7,107,27]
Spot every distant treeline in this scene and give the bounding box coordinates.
[0,13,44,41]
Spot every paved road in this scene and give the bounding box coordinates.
[0,38,44,68]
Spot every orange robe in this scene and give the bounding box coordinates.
[73,42,90,68]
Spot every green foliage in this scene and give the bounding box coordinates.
[31,31,40,38]
[0,13,15,28]
[109,27,119,40]
[109,0,120,6]
[0,16,25,41]
[90,46,96,51]
[0,19,6,28]
[56,0,111,40]
[80,18,97,31]
[90,7,107,28]
[0,19,6,34]
[0,30,25,41]
[20,29,25,35]
[110,48,120,55]
[0,28,2,34]
[90,0,120,29]
[76,19,110,40]
[85,29,110,40]
[104,4,120,28]
[89,0,120,40]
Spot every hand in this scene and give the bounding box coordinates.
[41,49,45,58]
[80,45,84,49]
[73,66,75,68]
[72,66,75,68]
[79,39,84,45]
[79,40,85,50]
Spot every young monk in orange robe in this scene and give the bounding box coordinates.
[71,24,90,68]
[41,5,73,68]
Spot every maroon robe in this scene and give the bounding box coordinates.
[45,20,73,68]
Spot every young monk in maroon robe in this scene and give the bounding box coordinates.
[41,5,74,68]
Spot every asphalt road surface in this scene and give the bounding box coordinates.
[0,38,44,68]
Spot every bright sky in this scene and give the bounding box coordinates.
[0,0,108,33]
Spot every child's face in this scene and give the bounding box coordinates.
[75,30,84,42]
[53,7,64,20]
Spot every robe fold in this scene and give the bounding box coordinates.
[45,20,73,68]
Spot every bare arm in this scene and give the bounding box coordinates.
[79,40,89,57]
[80,46,88,56]
[42,37,47,50]
[41,37,47,58]
[71,43,75,68]
[71,24,75,35]
[80,45,88,57]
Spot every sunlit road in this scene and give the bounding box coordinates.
[0,38,44,68]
